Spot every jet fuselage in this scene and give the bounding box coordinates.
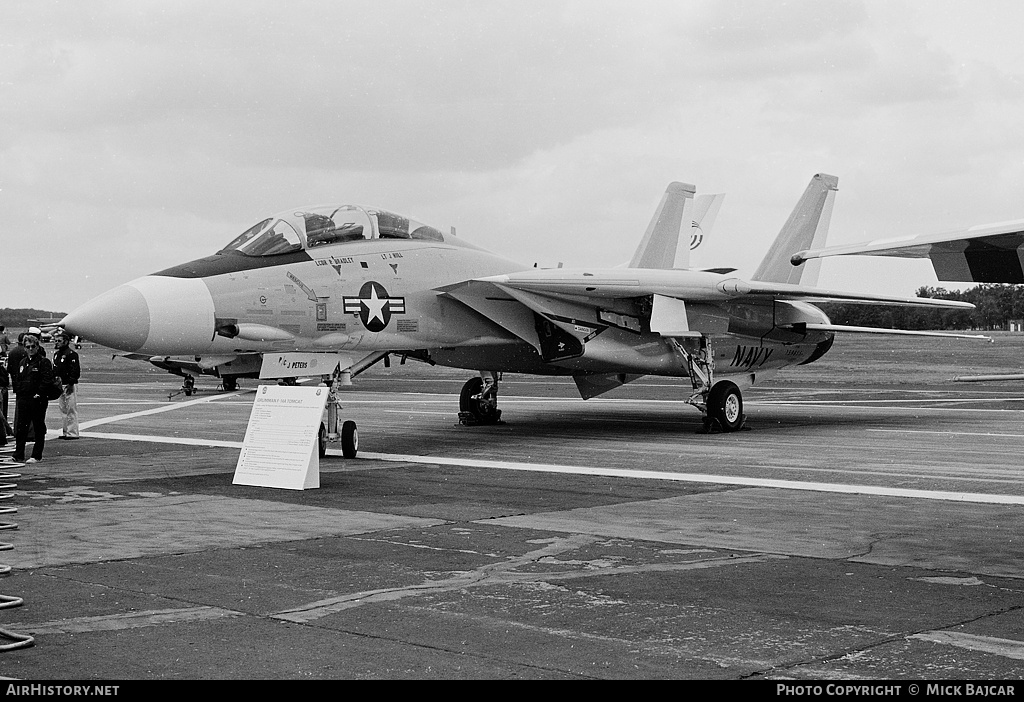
[62,231,831,385]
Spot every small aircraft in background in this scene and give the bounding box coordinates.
[60,174,984,457]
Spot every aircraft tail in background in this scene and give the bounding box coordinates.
[689,193,724,255]
[628,182,695,269]
[628,184,725,269]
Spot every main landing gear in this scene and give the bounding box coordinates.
[458,371,503,426]
[671,336,746,433]
[706,380,744,433]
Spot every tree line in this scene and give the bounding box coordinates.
[0,308,66,328]
[820,285,1024,331]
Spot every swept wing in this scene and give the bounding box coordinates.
[474,267,975,308]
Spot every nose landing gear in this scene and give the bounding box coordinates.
[322,374,359,458]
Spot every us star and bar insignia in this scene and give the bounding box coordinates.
[343,281,406,332]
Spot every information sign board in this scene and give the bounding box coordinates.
[232,384,328,490]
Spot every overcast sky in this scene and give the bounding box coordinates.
[3,0,1024,314]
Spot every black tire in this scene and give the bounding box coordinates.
[222,377,238,392]
[459,377,483,413]
[708,381,744,432]
[341,420,358,459]
[459,377,498,422]
[318,422,327,458]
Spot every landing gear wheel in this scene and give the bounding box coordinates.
[183,376,195,397]
[458,377,501,425]
[222,377,238,392]
[707,381,744,432]
[341,420,358,459]
[318,422,328,458]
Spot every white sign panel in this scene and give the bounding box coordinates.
[233,384,329,490]
[259,352,352,379]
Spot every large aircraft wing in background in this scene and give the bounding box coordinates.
[791,219,1024,283]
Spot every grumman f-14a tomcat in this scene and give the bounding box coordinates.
[59,174,985,458]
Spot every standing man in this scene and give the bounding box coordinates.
[52,330,80,440]
[0,358,8,447]
[0,328,11,439]
[6,333,27,437]
[12,333,54,464]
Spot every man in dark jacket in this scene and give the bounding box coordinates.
[52,330,81,439]
[12,333,54,463]
[5,333,27,438]
[0,360,8,446]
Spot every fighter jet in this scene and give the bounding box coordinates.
[60,174,982,456]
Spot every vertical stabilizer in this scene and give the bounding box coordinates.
[751,174,838,285]
[629,182,696,269]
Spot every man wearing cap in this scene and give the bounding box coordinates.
[52,330,81,440]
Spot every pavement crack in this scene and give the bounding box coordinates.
[270,534,601,622]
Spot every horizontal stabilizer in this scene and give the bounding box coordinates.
[793,322,990,341]
[743,281,976,309]
[791,218,1024,284]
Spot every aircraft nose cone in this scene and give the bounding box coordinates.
[62,275,217,354]
[62,284,150,352]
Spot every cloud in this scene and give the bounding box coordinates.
[4,0,1024,312]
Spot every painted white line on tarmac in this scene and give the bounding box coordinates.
[358,452,1024,505]
[77,401,171,406]
[78,390,253,430]
[755,399,1024,407]
[80,431,242,448]
[870,428,1024,439]
[910,631,1024,660]
[71,425,1024,505]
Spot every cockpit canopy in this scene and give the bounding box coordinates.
[218,205,445,257]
